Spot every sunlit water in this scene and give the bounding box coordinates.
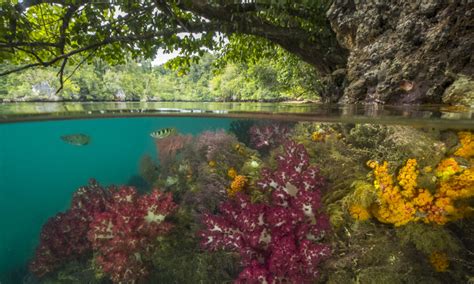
[0,102,473,283]
[0,117,231,282]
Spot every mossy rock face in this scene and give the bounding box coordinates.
[345,124,445,168]
[326,270,353,284]
[396,223,462,255]
[355,268,407,284]
[324,220,469,283]
[150,210,240,284]
[356,267,441,284]
[328,1,472,104]
[442,75,474,106]
[35,260,102,284]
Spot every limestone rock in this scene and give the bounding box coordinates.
[442,75,474,106]
[327,1,474,104]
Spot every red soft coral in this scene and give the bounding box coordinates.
[88,186,176,283]
[199,141,331,283]
[30,179,107,277]
[30,180,177,283]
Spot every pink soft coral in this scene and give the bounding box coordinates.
[30,180,177,283]
[249,123,291,150]
[199,141,331,283]
[155,134,192,166]
[29,180,107,277]
[88,186,176,283]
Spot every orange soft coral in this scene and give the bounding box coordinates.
[208,160,216,168]
[398,158,418,198]
[227,167,238,179]
[311,131,326,142]
[429,252,449,272]
[435,158,462,180]
[438,167,474,199]
[228,175,247,197]
[364,158,473,226]
[454,131,474,159]
[367,160,416,226]
[349,205,371,221]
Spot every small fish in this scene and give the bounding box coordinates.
[150,128,177,139]
[60,133,91,146]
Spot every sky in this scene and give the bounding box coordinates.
[152,49,181,66]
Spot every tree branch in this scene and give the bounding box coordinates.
[58,4,79,53]
[0,23,214,77]
[178,1,348,74]
[56,57,68,94]
[0,41,60,48]
[64,50,96,83]
[13,47,47,66]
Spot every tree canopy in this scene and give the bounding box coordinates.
[0,0,348,96]
[0,51,321,102]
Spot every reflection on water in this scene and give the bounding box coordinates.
[0,114,473,283]
[1,102,473,128]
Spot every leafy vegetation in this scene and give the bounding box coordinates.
[0,51,320,102]
[0,0,347,100]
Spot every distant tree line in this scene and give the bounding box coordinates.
[0,51,321,102]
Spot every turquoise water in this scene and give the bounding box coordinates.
[0,117,231,282]
[0,112,472,284]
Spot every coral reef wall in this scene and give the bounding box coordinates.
[327,1,473,105]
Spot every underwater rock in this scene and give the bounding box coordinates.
[151,210,240,283]
[324,222,450,283]
[229,119,258,146]
[396,223,462,256]
[139,154,160,185]
[60,133,90,146]
[32,260,101,284]
[346,124,445,167]
[126,175,150,193]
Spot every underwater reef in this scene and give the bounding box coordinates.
[199,141,331,283]
[30,180,176,283]
[29,124,473,283]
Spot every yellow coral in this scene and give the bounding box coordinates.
[208,160,216,168]
[429,252,449,272]
[397,158,418,198]
[438,167,474,200]
[234,143,246,155]
[311,131,325,142]
[227,167,237,179]
[367,160,395,190]
[436,158,462,180]
[366,160,416,226]
[454,131,474,159]
[413,189,433,207]
[228,175,247,197]
[349,205,371,221]
[364,158,472,226]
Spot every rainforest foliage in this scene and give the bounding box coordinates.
[0,50,320,101]
[0,0,343,101]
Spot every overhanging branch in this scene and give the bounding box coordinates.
[0,22,215,77]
